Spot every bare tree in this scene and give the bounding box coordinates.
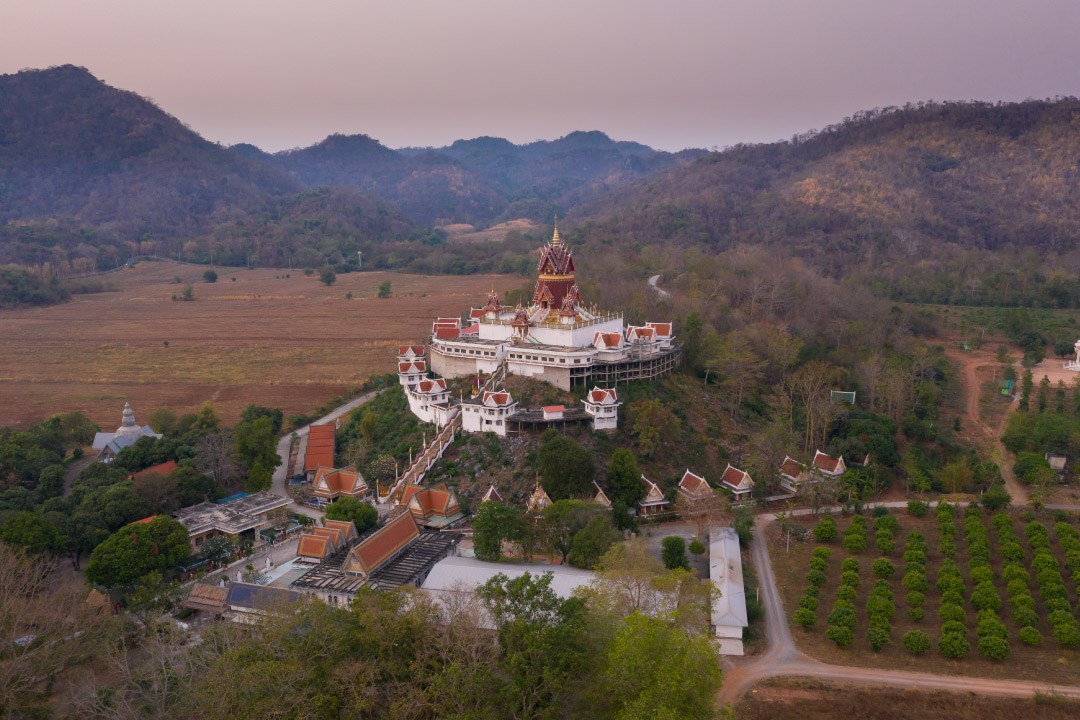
[196,429,237,485]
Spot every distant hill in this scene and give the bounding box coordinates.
[576,99,1080,306]
[252,130,703,225]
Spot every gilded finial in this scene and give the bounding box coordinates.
[552,214,561,244]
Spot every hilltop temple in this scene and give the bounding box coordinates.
[92,402,163,462]
[424,220,680,391]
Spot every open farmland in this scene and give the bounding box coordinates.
[0,261,511,429]
[770,506,1080,685]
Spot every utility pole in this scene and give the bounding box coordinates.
[357,250,362,269]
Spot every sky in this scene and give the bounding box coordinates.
[2,0,1080,153]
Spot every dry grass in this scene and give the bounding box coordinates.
[769,509,1080,685]
[440,218,539,243]
[0,262,512,428]
[733,677,1080,720]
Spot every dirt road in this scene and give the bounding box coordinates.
[718,514,1080,705]
[945,346,1028,505]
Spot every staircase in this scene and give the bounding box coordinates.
[378,414,461,504]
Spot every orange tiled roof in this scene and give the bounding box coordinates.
[646,322,672,337]
[346,513,420,575]
[398,345,426,357]
[780,456,806,479]
[588,387,617,404]
[305,425,336,471]
[543,405,565,413]
[469,308,486,319]
[407,484,461,519]
[461,324,479,335]
[678,469,711,496]
[311,526,342,549]
[720,464,753,490]
[813,451,841,473]
[313,466,368,497]
[322,519,357,541]
[398,360,427,373]
[297,534,332,559]
[417,378,447,394]
[593,331,622,349]
[483,390,513,406]
[435,327,461,339]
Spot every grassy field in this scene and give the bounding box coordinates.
[769,508,1080,684]
[0,261,511,429]
[733,677,1080,720]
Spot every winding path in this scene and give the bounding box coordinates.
[270,389,382,518]
[719,511,1080,705]
[648,274,670,299]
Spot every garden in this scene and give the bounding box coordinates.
[771,503,1080,683]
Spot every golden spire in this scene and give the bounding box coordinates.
[552,214,561,244]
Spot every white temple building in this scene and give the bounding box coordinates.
[92,403,162,462]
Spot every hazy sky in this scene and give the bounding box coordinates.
[3,0,1080,152]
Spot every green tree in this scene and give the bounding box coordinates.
[233,415,281,473]
[181,284,195,301]
[319,266,336,286]
[240,404,284,435]
[202,269,218,283]
[1019,369,1033,412]
[0,512,68,554]
[538,430,595,500]
[378,280,392,298]
[543,500,603,563]
[472,501,523,561]
[84,516,191,588]
[567,514,621,569]
[477,572,589,720]
[661,535,689,570]
[325,496,378,532]
[244,462,272,493]
[147,407,178,436]
[191,402,220,430]
[980,483,1011,511]
[902,630,931,654]
[593,613,723,720]
[606,448,645,507]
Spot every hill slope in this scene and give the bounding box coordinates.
[257,130,703,226]
[577,100,1080,306]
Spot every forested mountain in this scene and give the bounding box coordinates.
[250,130,702,225]
[575,99,1080,307]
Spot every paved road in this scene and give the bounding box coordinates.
[718,510,1080,704]
[648,274,670,299]
[270,389,382,519]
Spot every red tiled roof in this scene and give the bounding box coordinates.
[130,460,178,479]
[398,360,426,373]
[407,484,461,519]
[297,534,332,559]
[483,390,512,406]
[594,331,622,348]
[461,324,479,335]
[398,345,426,357]
[470,308,486,319]
[398,484,424,508]
[132,515,157,524]
[305,425,336,472]
[311,526,342,549]
[813,451,841,473]
[348,513,420,574]
[646,322,672,337]
[678,470,711,496]
[720,464,753,490]
[543,405,565,412]
[417,379,446,394]
[780,456,806,479]
[588,388,617,404]
[313,467,367,497]
[322,519,357,541]
[435,327,461,339]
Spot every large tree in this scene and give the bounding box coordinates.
[472,500,523,561]
[606,449,644,507]
[84,515,191,588]
[233,415,280,474]
[538,430,595,500]
[324,496,378,532]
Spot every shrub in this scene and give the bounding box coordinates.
[941,620,967,637]
[938,603,965,623]
[903,630,931,654]
[969,566,994,585]
[872,558,896,578]
[1012,606,1039,628]
[871,579,892,596]
[903,549,927,565]
[1002,564,1029,584]
[1045,597,1072,613]
[1009,594,1035,612]
[871,506,890,518]
[942,590,965,607]
[813,516,838,541]
[826,624,854,647]
[1052,622,1080,648]
[1000,542,1025,562]
[907,500,928,517]
[1018,626,1041,646]
[806,568,827,587]
[812,547,832,560]
[793,608,816,628]
[938,632,970,658]
[908,607,925,621]
[867,625,890,651]
[828,605,857,628]
[977,616,1008,640]
[841,558,860,574]
[835,584,857,602]
[840,571,860,588]
[799,594,819,611]
[901,571,928,592]
[875,535,896,555]
[843,534,867,553]
[1047,609,1075,628]
[1006,578,1029,597]
[874,515,899,533]
[970,584,1001,612]
[906,591,925,608]
[809,557,828,573]
[978,635,1010,660]
[867,596,895,620]
[688,540,706,556]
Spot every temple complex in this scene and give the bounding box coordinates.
[92,402,163,462]
[425,219,680,391]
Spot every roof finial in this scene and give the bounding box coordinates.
[552,214,561,244]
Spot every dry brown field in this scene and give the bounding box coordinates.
[0,261,511,429]
[440,218,539,243]
[769,509,1080,685]
[733,677,1080,720]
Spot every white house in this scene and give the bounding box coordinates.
[406,378,451,425]
[542,405,565,421]
[719,464,754,499]
[582,386,620,430]
[461,390,517,436]
[778,456,812,495]
[812,450,846,478]
[638,476,670,517]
